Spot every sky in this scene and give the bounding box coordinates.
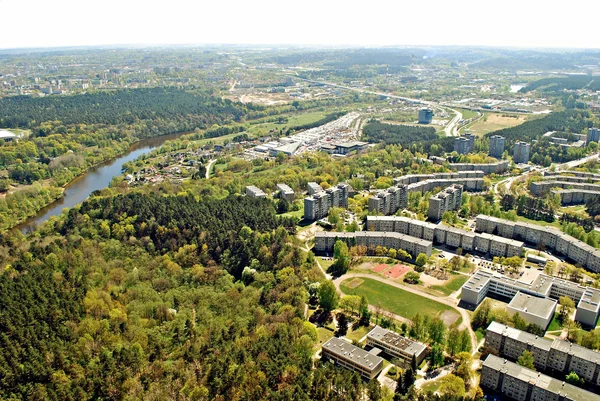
[0,0,598,50]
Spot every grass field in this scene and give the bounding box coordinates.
[317,257,335,271]
[429,274,469,296]
[421,377,444,394]
[316,327,334,346]
[340,277,457,321]
[245,111,328,137]
[468,113,531,137]
[281,209,304,219]
[458,108,478,120]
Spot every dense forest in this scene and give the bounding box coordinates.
[0,88,260,129]
[484,109,592,150]
[362,121,439,147]
[519,75,600,93]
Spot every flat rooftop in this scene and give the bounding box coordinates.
[487,321,552,351]
[483,355,600,401]
[322,337,383,371]
[367,326,427,356]
[315,231,432,247]
[508,291,557,319]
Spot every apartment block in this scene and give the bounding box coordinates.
[481,355,600,401]
[448,160,509,174]
[428,184,463,221]
[366,326,428,365]
[276,183,295,202]
[587,127,600,145]
[307,182,323,195]
[489,135,506,159]
[513,141,531,164]
[454,134,475,154]
[475,214,600,274]
[314,231,432,258]
[368,184,408,215]
[303,183,349,221]
[485,322,600,387]
[321,337,383,380]
[366,216,523,258]
[245,185,267,199]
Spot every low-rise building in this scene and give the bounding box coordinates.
[481,354,600,401]
[321,337,384,380]
[276,183,295,202]
[507,292,557,330]
[366,326,427,365]
[245,185,267,199]
[462,269,600,327]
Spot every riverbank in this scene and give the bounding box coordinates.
[13,130,193,233]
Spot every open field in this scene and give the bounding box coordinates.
[457,108,478,120]
[467,113,532,137]
[345,325,370,342]
[317,257,335,271]
[245,111,328,137]
[340,277,458,321]
[316,327,334,347]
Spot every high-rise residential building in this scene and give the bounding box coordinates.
[454,134,475,154]
[428,184,464,221]
[513,141,531,164]
[368,185,408,215]
[303,183,349,220]
[587,127,600,145]
[418,108,434,124]
[489,135,505,158]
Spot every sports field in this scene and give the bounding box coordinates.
[340,277,458,322]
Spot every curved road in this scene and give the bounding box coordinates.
[332,273,478,353]
[205,159,216,179]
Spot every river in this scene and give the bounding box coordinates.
[17,131,188,233]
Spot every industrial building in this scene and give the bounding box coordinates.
[461,268,600,327]
[366,216,524,258]
[428,184,463,221]
[475,214,600,274]
[587,127,600,145]
[321,337,384,380]
[276,183,295,202]
[304,183,350,221]
[418,108,434,124]
[513,141,531,164]
[245,185,267,199]
[314,231,432,258]
[481,355,600,401]
[368,184,408,215]
[489,135,505,159]
[366,326,428,365]
[334,141,368,155]
[485,322,600,387]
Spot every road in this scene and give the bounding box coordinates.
[205,159,216,179]
[558,152,599,169]
[293,77,460,137]
[332,273,478,353]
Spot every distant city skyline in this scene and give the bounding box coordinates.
[0,0,599,50]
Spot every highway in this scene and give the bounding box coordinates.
[293,76,462,137]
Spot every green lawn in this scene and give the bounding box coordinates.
[318,257,335,271]
[429,274,469,296]
[281,208,304,219]
[458,108,478,120]
[345,325,370,342]
[547,313,563,332]
[340,277,457,321]
[421,376,444,394]
[316,327,334,346]
[245,111,328,136]
[475,328,486,342]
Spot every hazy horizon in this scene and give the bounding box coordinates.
[1,0,599,50]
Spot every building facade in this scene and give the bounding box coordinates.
[513,141,531,164]
[587,127,600,145]
[428,184,463,221]
[368,185,408,215]
[314,231,432,258]
[485,322,600,387]
[481,354,600,401]
[418,108,434,124]
[276,183,295,202]
[454,134,475,154]
[304,183,349,220]
[489,135,506,159]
